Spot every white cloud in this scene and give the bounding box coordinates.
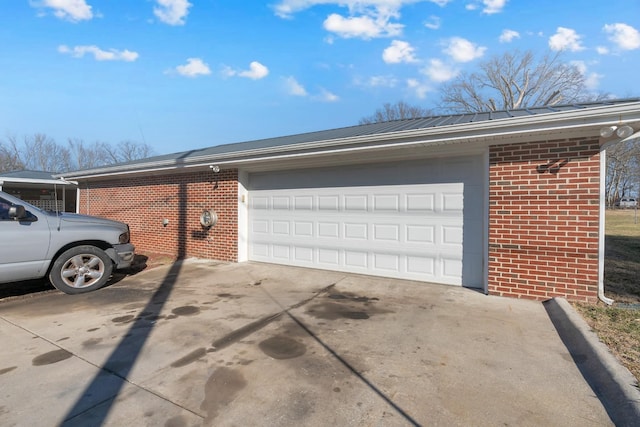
[239,61,269,80]
[603,23,640,50]
[465,0,507,14]
[273,1,453,39]
[407,78,431,99]
[284,76,308,96]
[359,75,399,87]
[422,58,457,82]
[316,88,340,102]
[571,60,602,90]
[174,58,211,77]
[323,13,402,39]
[443,37,486,62]
[272,1,451,19]
[596,46,609,55]
[571,60,587,75]
[481,0,507,14]
[282,77,338,101]
[382,40,417,63]
[154,0,192,26]
[38,0,93,22]
[548,27,584,52]
[499,29,519,43]
[424,15,440,30]
[223,62,269,80]
[58,45,138,61]
[584,72,603,90]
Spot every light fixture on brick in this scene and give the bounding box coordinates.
[600,124,635,138]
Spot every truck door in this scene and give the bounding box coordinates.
[0,196,52,282]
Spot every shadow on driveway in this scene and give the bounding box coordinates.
[61,181,190,425]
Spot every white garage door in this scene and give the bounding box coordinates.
[248,156,484,287]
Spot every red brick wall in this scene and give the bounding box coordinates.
[78,170,238,262]
[488,138,600,302]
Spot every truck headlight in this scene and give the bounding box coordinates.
[119,229,130,244]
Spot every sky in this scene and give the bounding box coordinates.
[1,0,639,155]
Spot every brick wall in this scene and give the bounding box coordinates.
[78,169,238,262]
[488,138,600,302]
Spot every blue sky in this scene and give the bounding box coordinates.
[1,0,638,155]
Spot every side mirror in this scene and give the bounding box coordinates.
[9,205,27,220]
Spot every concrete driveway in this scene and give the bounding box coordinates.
[0,260,612,426]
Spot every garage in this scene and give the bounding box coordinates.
[248,155,485,288]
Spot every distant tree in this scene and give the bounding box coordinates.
[439,50,607,113]
[8,134,72,172]
[359,101,433,124]
[0,135,156,173]
[0,139,24,172]
[67,138,114,170]
[107,140,155,163]
[605,140,640,206]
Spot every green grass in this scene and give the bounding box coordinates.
[573,303,640,381]
[604,210,640,302]
[572,209,640,383]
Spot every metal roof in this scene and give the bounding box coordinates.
[0,170,57,180]
[60,98,640,178]
[0,170,77,187]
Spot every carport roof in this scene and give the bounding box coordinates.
[0,170,57,180]
[0,170,77,186]
[59,98,640,179]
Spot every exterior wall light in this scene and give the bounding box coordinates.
[209,165,220,173]
[616,124,634,139]
[600,125,617,138]
[600,124,635,139]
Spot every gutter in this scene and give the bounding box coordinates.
[58,102,640,180]
[0,177,77,186]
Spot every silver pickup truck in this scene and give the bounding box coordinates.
[0,190,135,294]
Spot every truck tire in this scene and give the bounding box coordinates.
[49,245,114,294]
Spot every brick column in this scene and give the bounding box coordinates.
[488,139,600,302]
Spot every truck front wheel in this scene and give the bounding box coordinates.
[49,246,114,294]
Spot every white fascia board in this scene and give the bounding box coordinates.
[0,177,76,186]
[62,102,640,180]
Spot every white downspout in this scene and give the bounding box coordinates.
[598,149,614,305]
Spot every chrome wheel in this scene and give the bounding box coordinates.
[61,254,105,288]
[50,245,113,294]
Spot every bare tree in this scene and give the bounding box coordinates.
[0,137,24,172]
[0,135,156,174]
[439,50,605,113]
[6,134,72,173]
[109,140,155,163]
[359,101,433,124]
[605,140,640,206]
[68,138,112,170]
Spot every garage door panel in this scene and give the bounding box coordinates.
[272,220,289,235]
[294,246,314,262]
[319,248,340,265]
[406,225,435,243]
[248,157,483,287]
[319,196,339,210]
[294,197,313,210]
[407,255,435,275]
[345,195,368,211]
[373,224,400,241]
[406,193,435,211]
